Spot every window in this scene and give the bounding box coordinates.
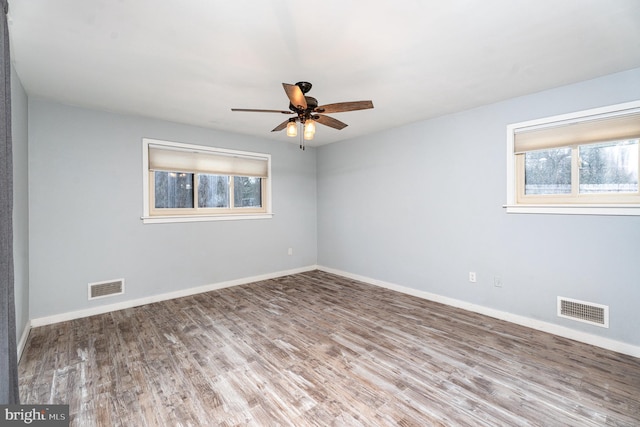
[506,101,640,215]
[142,139,272,223]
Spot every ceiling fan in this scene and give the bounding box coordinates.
[231,81,374,149]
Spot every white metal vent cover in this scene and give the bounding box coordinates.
[88,278,125,300]
[557,296,609,328]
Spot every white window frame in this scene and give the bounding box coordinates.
[141,138,272,224]
[505,100,640,216]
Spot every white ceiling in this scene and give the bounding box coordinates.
[8,0,640,146]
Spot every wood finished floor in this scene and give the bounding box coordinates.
[19,270,640,426]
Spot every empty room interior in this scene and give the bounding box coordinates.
[3,0,640,425]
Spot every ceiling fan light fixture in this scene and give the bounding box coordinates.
[230,82,373,148]
[303,119,316,140]
[286,120,297,137]
[304,119,316,135]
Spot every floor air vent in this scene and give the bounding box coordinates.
[557,297,608,328]
[88,278,125,300]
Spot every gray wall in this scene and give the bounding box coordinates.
[28,98,317,319]
[317,68,640,346]
[11,66,29,343]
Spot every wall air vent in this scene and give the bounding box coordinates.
[557,296,608,328]
[88,278,125,300]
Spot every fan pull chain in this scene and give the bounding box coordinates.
[299,123,305,150]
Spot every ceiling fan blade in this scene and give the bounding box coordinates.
[315,114,348,130]
[315,100,374,114]
[283,83,307,110]
[231,108,293,114]
[271,119,290,132]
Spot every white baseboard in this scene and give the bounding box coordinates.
[30,265,318,328]
[17,319,31,362]
[317,265,640,359]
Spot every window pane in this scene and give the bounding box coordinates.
[154,172,194,208]
[579,139,638,194]
[198,174,230,208]
[234,176,262,208]
[524,148,572,195]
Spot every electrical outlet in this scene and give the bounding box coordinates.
[469,272,477,283]
[287,248,293,256]
[494,276,502,288]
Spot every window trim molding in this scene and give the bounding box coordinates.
[141,138,273,224]
[505,100,640,216]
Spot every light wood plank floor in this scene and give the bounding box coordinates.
[19,270,640,426]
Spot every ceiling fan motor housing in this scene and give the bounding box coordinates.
[289,96,318,118]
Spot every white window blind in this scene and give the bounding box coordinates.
[514,112,640,154]
[148,145,269,177]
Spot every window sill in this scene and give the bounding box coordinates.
[141,213,273,224]
[503,204,640,216]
